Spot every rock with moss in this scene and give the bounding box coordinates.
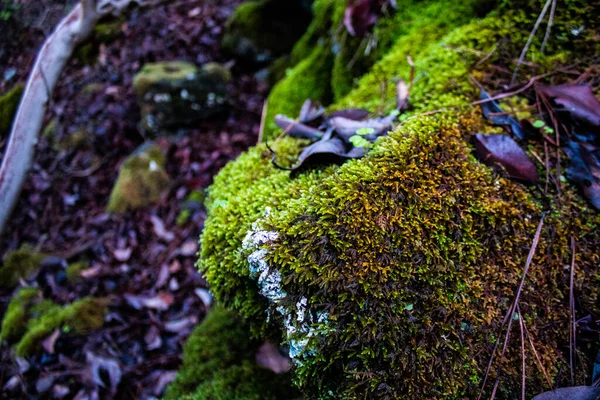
[222,0,313,65]
[133,61,230,134]
[0,245,46,288]
[198,0,600,398]
[107,143,170,213]
[0,83,23,137]
[165,306,299,400]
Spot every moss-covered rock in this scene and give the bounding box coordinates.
[0,83,23,137]
[107,144,170,213]
[222,0,313,64]
[133,61,230,134]
[165,306,299,400]
[199,0,600,398]
[0,245,46,288]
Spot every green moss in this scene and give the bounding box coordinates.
[42,118,58,139]
[199,0,600,398]
[93,18,123,44]
[0,287,40,343]
[14,297,107,357]
[0,245,46,288]
[66,261,89,283]
[165,307,298,400]
[107,144,170,213]
[263,44,334,140]
[133,61,198,98]
[0,83,23,136]
[57,128,92,151]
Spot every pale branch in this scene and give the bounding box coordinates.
[0,0,160,235]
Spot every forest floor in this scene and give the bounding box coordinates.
[0,0,267,398]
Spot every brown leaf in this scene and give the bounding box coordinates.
[298,99,324,124]
[473,133,540,184]
[327,108,370,121]
[255,341,292,374]
[274,115,324,140]
[269,138,363,172]
[533,386,600,400]
[564,141,600,209]
[538,84,600,127]
[124,293,173,311]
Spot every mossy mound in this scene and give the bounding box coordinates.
[107,144,170,213]
[0,289,107,357]
[0,244,46,288]
[199,0,600,398]
[0,83,23,137]
[165,306,299,400]
[222,0,313,64]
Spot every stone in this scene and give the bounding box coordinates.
[133,61,230,135]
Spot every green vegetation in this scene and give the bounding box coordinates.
[107,144,170,213]
[0,83,24,137]
[0,287,40,343]
[66,261,89,283]
[165,307,298,400]
[198,0,600,398]
[0,244,46,288]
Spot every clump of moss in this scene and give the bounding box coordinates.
[107,144,170,213]
[57,128,93,151]
[199,0,600,397]
[165,307,298,400]
[0,244,46,288]
[0,287,40,343]
[0,83,23,136]
[14,297,108,357]
[222,0,312,64]
[66,261,89,283]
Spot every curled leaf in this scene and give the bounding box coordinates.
[473,133,539,184]
[480,89,525,140]
[274,115,324,140]
[299,99,325,124]
[268,138,363,172]
[538,84,600,128]
[327,108,370,121]
[328,113,396,142]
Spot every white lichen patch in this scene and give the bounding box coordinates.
[243,208,330,361]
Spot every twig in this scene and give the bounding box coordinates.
[569,237,577,385]
[540,0,557,53]
[517,303,526,400]
[544,142,550,194]
[257,100,268,144]
[522,315,553,389]
[511,0,553,85]
[476,46,497,68]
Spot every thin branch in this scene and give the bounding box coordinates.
[540,0,557,53]
[257,100,268,144]
[511,0,553,85]
[522,315,553,389]
[569,237,577,385]
[517,303,526,400]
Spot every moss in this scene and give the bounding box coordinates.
[66,261,89,283]
[222,0,312,63]
[165,307,298,400]
[107,144,170,213]
[0,244,46,288]
[57,128,92,151]
[93,18,123,44]
[200,0,600,398]
[0,83,23,136]
[14,297,107,357]
[42,118,58,139]
[81,83,103,96]
[133,61,198,98]
[0,287,40,343]
[263,44,334,140]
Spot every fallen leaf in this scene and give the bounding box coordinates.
[255,341,292,374]
[194,288,213,308]
[269,138,363,172]
[164,317,196,333]
[538,84,600,128]
[36,375,55,393]
[327,108,370,121]
[153,371,178,396]
[52,384,70,398]
[563,141,600,209]
[344,0,380,36]
[150,215,175,242]
[86,352,122,395]
[298,99,324,124]
[144,325,162,350]
[179,240,198,256]
[327,114,396,142]
[532,386,600,400]
[480,89,525,140]
[42,329,60,354]
[113,247,132,262]
[473,133,540,184]
[124,293,172,311]
[274,115,324,140]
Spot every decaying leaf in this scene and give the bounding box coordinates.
[274,115,324,140]
[480,89,525,140]
[298,99,325,124]
[538,84,600,128]
[328,114,396,142]
[473,133,540,184]
[344,0,379,36]
[532,386,600,400]
[327,108,370,121]
[564,141,600,210]
[86,352,122,395]
[255,341,292,374]
[268,138,364,172]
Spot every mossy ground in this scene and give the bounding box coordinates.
[0,83,23,137]
[165,306,298,400]
[199,0,600,398]
[0,244,46,288]
[107,144,170,213]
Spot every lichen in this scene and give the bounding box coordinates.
[199,0,600,398]
[0,244,46,288]
[164,306,298,400]
[0,83,23,136]
[107,144,170,213]
[14,297,108,357]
